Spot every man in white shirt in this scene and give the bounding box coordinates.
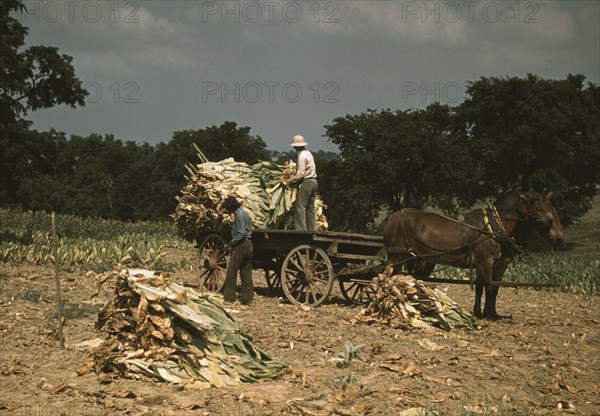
[289,135,318,231]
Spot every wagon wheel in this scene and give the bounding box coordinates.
[339,277,375,304]
[280,245,334,307]
[265,268,281,293]
[197,234,230,293]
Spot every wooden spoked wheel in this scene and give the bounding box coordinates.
[280,245,334,307]
[197,234,230,292]
[339,278,375,304]
[265,268,281,293]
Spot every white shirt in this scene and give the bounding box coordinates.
[293,149,317,182]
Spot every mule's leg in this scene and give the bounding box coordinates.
[413,260,435,278]
[490,258,512,319]
[387,254,407,275]
[485,285,501,320]
[477,258,501,320]
[473,273,484,319]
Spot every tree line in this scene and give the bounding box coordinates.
[0,122,338,221]
[320,74,600,231]
[2,0,599,232]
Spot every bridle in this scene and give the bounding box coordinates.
[515,193,555,234]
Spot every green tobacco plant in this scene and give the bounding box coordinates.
[334,343,366,369]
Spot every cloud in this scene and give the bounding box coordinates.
[116,5,173,34]
[519,1,575,46]
[64,5,200,74]
[308,2,471,46]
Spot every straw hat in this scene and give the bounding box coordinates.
[289,135,308,147]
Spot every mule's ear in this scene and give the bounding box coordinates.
[516,174,523,188]
[546,191,554,201]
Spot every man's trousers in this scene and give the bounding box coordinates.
[223,239,254,304]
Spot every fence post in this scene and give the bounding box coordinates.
[52,212,64,348]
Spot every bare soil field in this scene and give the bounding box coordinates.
[1,252,599,415]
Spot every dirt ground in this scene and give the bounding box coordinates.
[1,251,599,416]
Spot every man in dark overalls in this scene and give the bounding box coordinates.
[221,196,254,305]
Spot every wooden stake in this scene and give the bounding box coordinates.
[52,212,64,348]
[193,143,210,163]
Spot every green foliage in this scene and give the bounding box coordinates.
[1,210,596,295]
[0,122,271,221]
[458,74,600,225]
[1,0,87,126]
[334,374,361,389]
[171,121,270,164]
[334,343,365,368]
[323,104,475,231]
[20,286,46,302]
[0,209,194,270]
[323,75,599,231]
[508,251,600,295]
[434,251,599,295]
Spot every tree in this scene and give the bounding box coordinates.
[171,121,270,164]
[322,74,599,231]
[0,127,72,206]
[457,74,600,225]
[0,0,88,126]
[323,105,468,232]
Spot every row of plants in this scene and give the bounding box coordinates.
[1,209,597,294]
[0,209,188,243]
[434,251,599,296]
[0,209,195,271]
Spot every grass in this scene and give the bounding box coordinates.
[562,193,600,252]
[433,250,599,295]
[20,287,47,302]
[48,303,99,320]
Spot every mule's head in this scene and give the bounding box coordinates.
[518,190,564,246]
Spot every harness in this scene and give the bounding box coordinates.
[389,204,522,276]
[390,210,416,266]
[482,204,507,242]
[482,203,522,255]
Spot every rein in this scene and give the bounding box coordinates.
[482,203,522,255]
[394,203,523,259]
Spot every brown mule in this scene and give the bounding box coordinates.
[382,189,563,320]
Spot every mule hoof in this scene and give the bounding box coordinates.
[484,313,512,321]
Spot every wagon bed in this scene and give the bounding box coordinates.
[195,229,386,306]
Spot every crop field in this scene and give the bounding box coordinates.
[0,209,195,272]
[0,208,598,415]
[1,209,597,295]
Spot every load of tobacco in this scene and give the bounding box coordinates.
[172,148,328,241]
[354,266,477,331]
[80,269,288,387]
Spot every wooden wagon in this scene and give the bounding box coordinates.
[195,229,557,307]
[195,229,386,307]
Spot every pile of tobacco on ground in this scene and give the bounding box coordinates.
[354,266,477,331]
[172,148,328,240]
[79,269,288,387]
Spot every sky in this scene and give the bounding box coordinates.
[16,0,600,152]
